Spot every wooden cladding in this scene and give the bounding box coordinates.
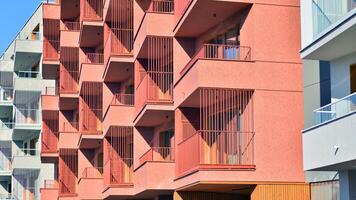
[60,47,79,94]
[42,111,59,153]
[251,184,311,200]
[80,82,103,133]
[43,19,60,60]
[81,0,103,21]
[59,149,78,195]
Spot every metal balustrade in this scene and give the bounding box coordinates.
[111,93,134,106]
[104,158,133,186]
[177,131,255,175]
[62,21,81,31]
[313,92,356,125]
[43,87,59,96]
[85,53,104,64]
[181,44,252,75]
[148,0,174,13]
[139,147,175,165]
[81,0,103,21]
[81,167,103,178]
[61,121,79,133]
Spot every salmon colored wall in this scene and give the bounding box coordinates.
[60,31,80,47]
[43,4,60,19]
[42,96,59,111]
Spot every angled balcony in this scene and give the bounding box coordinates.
[42,87,59,111]
[78,167,103,200]
[13,108,41,130]
[60,21,81,47]
[79,53,105,89]
[303,92,356,171]
[14,32,42,55]
[12,149,41,170]
[41,180,59,200]
[43,19,60,66]
[59,149,78,198]
[60,47,80,97]
[41,111,59,161]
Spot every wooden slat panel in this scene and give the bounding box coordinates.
[251,184,311,200]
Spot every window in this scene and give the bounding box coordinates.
[351,64,356,93]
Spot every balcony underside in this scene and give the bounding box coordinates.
[79,22,104,48]
[103,57,134,82]
[303,111,356,171]
[174,0,250,37]
[134,105,174,127]
[301,10,356,60]
[78,134,102,149]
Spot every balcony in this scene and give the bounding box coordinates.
[79,53,105,89]
[41,111,59,160]
[59,121,80,149]
[174,0,251,37]
[78,167,103,199]
[60,47,79,96]
[103,94,134,133]
[0,122,13,141]
[42,87,59,111]
[13,71,46,92]
[301,0,356,60]
[60,22,80,47]
[177,131,255,177]
[303,92,356,171]
[0,193,14,200]
[13,108,41,130]
[147,0,174,14]
[139,147,175,166]
[43,39,60,62]
[0,87,13,106]
[0,157,12,176]
[14,32,42,54]
[41,180,59,200]
[12,149,41,170]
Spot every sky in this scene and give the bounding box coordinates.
[0,0,43,53]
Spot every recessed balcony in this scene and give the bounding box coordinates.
[12,149,41,170]
[41,87,59,111]
[0,87,13,106]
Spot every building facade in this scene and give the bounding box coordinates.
[1,0,310,200]
[301,0,356,199]
[0,3,56,200]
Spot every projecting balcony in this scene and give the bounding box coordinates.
[13,71,46,92]
[41,87,59,111]
[103,28,134,82]
[78,167,103,200]
[14,32,42,54]
[43,39,60,64]
[12,149,41,170]
[13,108,41,130]
[79,53,105,89]
[175,44,253,107]
[58,121,80,149]
[177,130,255,177]
[40,180,59,200]
[0,157,12,176]
[303,92,356,171]
[0,87,13,106]
[60,22,80,47]
[103,94,134,134]
[301,0,356,60]
[174,0,251,37]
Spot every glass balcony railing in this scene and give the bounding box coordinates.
[314,92,356,125]
[312,0,356,36]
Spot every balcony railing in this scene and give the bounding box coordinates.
[16,32,41,41]
[13,148,40,157]
[61,121,79,133]
[81,0,103,21]
[0,87,13,102]
[0,122,13,130]
[43,180,59,189]
[42,132,59,153]
[148,0,174,13]
[43,87,59,96]
[16,71,41,78]
[181,44,252,75]
[59,177,77,195]
[177,131,255,176]
[60,70,79,94]
[104,158,133,187]
[312,0,356,36]
[104,28,133,64]
[85,53,104,64]
[111,94,134,106]
[0,193,14,200]
[62,21,81,31]
[81,167,103,178]
[139,147,174,165]
[14,108,41,125]
[314,92,356,125]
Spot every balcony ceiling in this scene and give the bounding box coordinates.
[61,0,80,20]
[175,0,250,37]
[80,24,103,48]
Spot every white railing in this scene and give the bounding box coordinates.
[14,108,41,125]
[0,193,14,200]
[0,157,12,172]
[312,0,356,36]
[13,149,40,157]
[0,122,14,130]
[16,71,40,79]
[314,92,356,125]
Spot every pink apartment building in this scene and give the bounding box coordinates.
[40,0,310,199]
